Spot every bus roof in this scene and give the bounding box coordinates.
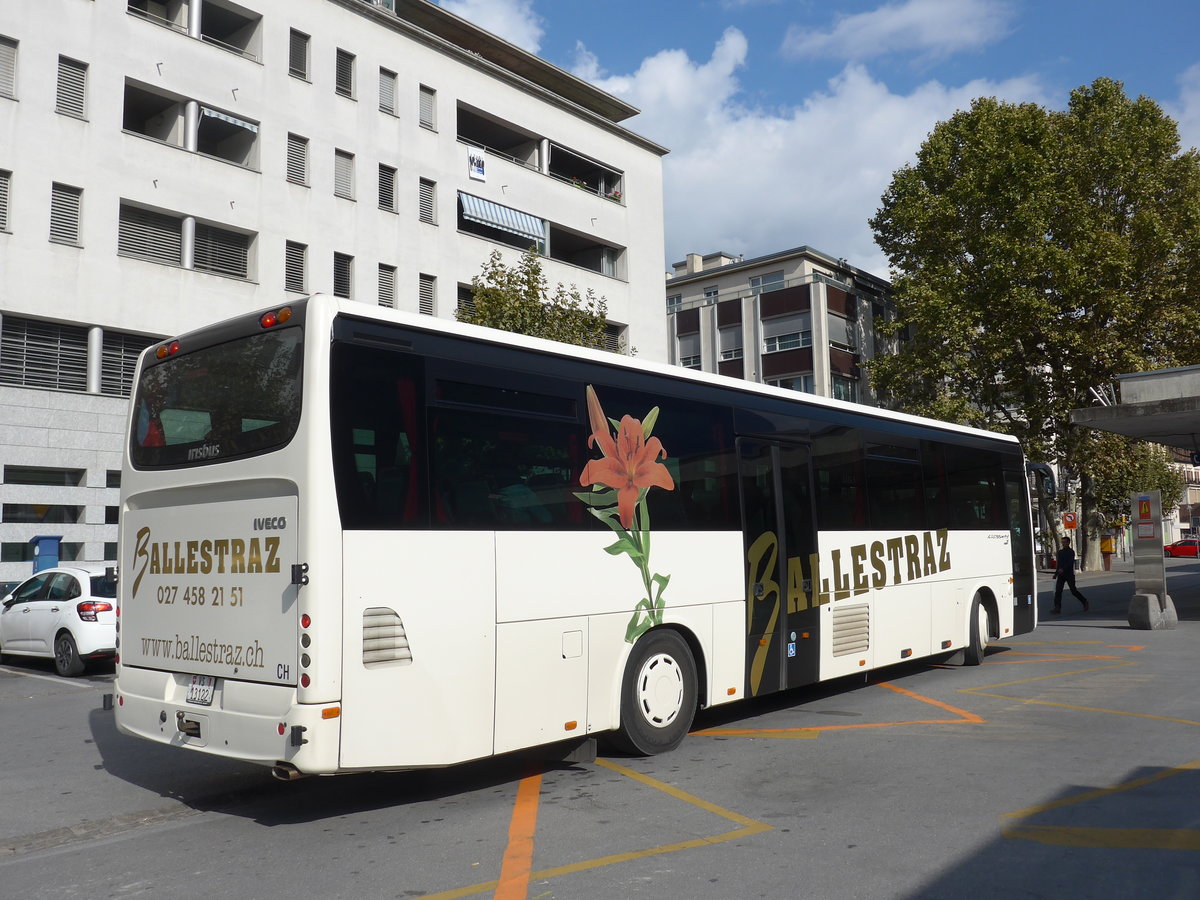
[311,295,1020,450]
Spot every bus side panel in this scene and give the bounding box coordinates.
[338,531,496,770]
[494,616,589,754]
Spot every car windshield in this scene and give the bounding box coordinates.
[89,576,117,599]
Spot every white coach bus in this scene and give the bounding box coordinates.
[113,295,1036,778]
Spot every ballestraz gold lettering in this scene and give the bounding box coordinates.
[744,528,952,616]
[132,525,280,599]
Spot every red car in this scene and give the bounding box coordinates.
[1164,539,1200,558]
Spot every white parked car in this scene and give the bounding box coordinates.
[0,565,117,676]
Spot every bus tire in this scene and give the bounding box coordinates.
[613,629,698,756]
[963,593,989,666]
[54,632,86,677]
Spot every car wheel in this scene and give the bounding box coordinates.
[612,629,698,756]
[54,632,85,677]
[963,593,989,666]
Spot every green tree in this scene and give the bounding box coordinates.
[869,78,1200,567]
[457,246,611,351]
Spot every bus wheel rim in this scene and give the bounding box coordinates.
[636,653,684,728]
[977,604,989,650]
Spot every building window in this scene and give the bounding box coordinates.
[378,264,396,308]
[704,286,719,301]
[419,178,436,224]
[197,106,259,168]
[0,316,88,392]
[286,133,308,185]
[101,330,156,397]
[334,150,354,199]
[750,271,785,295]
[767,374,814,393]
[378,164,396,212]
[0,169,8,231]
[49,183,83,245]
[718,325,742,361]
[118,203,182,266]
[4,466,86,487]
[193,223,250,279]
[419,85,436,129]
[379,67,397,115]
[678,332,701,370]
[604,323,626,354]
[288,29,310,79]
[333,252,353,299]
[0,36,15,99]
[335,49,355,99]
[56,56,87,118]
[832,375,858,403]
[763,332,812,353]
[418,274,436,315]
[285,240,306,293]
[666,294,681,312]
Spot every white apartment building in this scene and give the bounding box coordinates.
[665,247,894,406]
[0,0,668,582]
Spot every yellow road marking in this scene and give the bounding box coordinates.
[416,758,771,900]
[1003,759,1200,821]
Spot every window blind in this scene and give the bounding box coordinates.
[56,57,86,117]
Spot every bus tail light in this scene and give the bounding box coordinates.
[77,601,114,621]
[260,306,292,329]
[154,340,181,360]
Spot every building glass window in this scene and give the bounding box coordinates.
[763,332,812,353]
[718,325,742,361]
[832,374,858,403]
[766,374,814,394]
[750,271,784,295]
[286,134,308,185]
[666,294,682,312]
[334,150,354,199]
[333,252,353,299]
[379,67,397,115]
[378,164,397,212]
[419,273,435,315]
[50,183,83,245]
[285,240,306,293]
[419,85,436,129]
[378,264,396,308]
[335,49,355,99]
[56,56,87,118]
[288,30,310,79]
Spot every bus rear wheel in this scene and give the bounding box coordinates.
[963,593,989,666]
[613,629,697,756]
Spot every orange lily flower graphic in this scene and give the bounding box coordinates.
[579,386,674,529]
[576,386,675,642]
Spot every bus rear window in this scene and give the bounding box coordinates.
[131,328,303,468]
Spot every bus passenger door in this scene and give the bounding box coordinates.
[739,439,819,697]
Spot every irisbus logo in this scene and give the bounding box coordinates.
[188,443,221,461]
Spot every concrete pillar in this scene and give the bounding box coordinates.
[811,281,831,398]
[182,215,196,269]
[184,100,200,152]
[87,325,103,394]
[188,0,202,38]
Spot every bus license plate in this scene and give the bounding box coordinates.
[186,675,215,706]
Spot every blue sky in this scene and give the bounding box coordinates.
[436,1,1200,277]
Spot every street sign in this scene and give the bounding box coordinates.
[1063,512,1078,530]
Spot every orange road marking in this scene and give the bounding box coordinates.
[494,767,543,900]
[1106,644,1145,651]
[693,679,983,738]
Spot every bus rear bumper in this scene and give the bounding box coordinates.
[114,665,340,775]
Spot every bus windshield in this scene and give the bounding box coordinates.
[130,327,303,468]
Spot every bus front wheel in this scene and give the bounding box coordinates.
[613,629,698,756]
[963,593,989,666]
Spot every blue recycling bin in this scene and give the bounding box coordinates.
[30,535,61,573]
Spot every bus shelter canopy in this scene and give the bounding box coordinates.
[1070,365,1200,452]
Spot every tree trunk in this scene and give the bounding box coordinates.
[1080,471,1103,571]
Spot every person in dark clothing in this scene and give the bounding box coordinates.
[1053,537,1089,613]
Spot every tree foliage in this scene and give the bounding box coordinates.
[869,78,1200,565]
[456,246,611,351]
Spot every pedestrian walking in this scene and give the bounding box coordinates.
[1053,536,1089,613]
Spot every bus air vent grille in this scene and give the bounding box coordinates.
[831,603,869,657]
[362,607,413,666]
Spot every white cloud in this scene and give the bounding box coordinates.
[1166,63,1200,153]
[577,29,1045,277]
[782,0,1015,64]
[436,0,544,53]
